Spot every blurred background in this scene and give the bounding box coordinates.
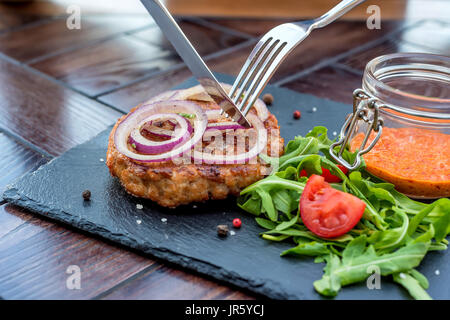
[0,0,448,20]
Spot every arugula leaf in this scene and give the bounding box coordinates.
[313,254,342,296]
[432,205,450,243]
[408,198,450,241]
[255,217,277,230]
[409,269,429,289]
[313,236,429,297]
[272,189,299,216]
[261,234,291,242]
[275,212,299,231]
[367,208,409,251]
[393,272,432,300]
[281,241,330,257]
[237,126,449,300]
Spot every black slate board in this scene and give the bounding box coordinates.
[3,74,449,300]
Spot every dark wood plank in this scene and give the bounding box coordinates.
[281,65,362,105]
[0,201,35,240]
[98,21,402,112]
[31,36,180,97]
[0,15,152,63]
[0,132,48,196]
[0,204,155,299]
[0,5,43,32]
[0,1,68,18]
[270,21,402,83]
[101,264,254,300]
[96,39,259,112]
[99,66,193,112]
[31,19,248,97]
[129,19,248,56]
[205,18,292,37]
[96,43,256,112]
[338,38,441,71]
[167,0,410,20]
[0,203,252,300]
[0,58,122,156]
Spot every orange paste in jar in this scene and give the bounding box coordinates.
[350,127,450,198]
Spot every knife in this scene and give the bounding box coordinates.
[140,0,251,128]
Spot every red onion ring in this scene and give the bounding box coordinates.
[129,114,192,154]
[206,121,244,131]
[171,83,269,121]
[145,126,176,139]
[114,100,207,162]
[192,113,267,164]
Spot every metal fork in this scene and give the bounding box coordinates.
[228,0,366,115]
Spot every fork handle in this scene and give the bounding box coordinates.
[308,0,367,30]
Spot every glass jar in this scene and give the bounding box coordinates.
[331,53,450,199]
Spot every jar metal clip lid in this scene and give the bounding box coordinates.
[329,89,384,170]
[330,87,450,170]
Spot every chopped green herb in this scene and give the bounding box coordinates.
[131,143,136,149]
[178,113,196,119]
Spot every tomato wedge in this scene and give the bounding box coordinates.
[299,165,348,183]
[300,175,366,238]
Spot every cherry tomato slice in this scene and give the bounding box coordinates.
[300,174,366,238]
[299,165,348,183]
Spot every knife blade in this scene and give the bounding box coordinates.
[140,0,251,128]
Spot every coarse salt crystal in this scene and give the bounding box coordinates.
[399,273,406,279]
[136,204,143,210]
[333,131,337,136]
[230,230,236,236]
[161,218,167,223]
[435,270,440,275]
[312,107,317,112]
[99,158,104,162]
[136,220,142,224]
[193,205,197,209]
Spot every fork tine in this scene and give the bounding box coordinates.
[219,38,274,118]
[239,41,287,115]
[228,37,273,101]
[231,39,280,105]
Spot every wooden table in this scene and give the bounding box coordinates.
[0,0,449,300]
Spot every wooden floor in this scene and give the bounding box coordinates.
[0,0,449,299]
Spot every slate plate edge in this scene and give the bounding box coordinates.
[3,186,304,300]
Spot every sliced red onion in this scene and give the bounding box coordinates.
[144,117,179,138]
[206,121,244,131]
[192,113,267,164]
[172,83,269,121]
[144,126,176,139]
[219,84,269,121]
[170,85,213,102]
[114,100,207,162]
[253,98,269,121]
[205,109,222,121]
[129,114,192,155]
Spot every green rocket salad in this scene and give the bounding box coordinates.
[237,126,450,299]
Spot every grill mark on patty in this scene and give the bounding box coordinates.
[106,97,283,207]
